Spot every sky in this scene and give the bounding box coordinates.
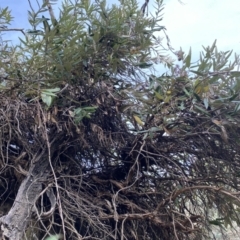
[162,0,240,55]
[1,0,240,61]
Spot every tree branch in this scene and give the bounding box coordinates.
[0,28,25,36]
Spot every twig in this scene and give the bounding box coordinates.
[27,0,35,13]
[112,140,145,239]
[172,213,180,240]
[44,0,56,23]
[156,185,240,212]
[0,28,25,36]
[39,103,66,240]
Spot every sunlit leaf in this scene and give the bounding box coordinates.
[41,93,52,107]
[133,115,144,126]
[42,88,60,93]
[164,95,171,103]
[45,235,62,240]
[154,91,164,100]
[203,98,209,109]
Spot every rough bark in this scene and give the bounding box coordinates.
[0,150,51,240]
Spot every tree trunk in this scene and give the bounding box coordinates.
[0,150,51,240]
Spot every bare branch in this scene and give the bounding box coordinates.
[0,28,25,36]
[44,0,56,24]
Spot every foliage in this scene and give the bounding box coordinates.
[0,0,240,239]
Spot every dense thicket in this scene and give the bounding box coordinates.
[0,0,240,239]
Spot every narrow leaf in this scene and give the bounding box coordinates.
[184,47,191,68]
[203,98,209,109]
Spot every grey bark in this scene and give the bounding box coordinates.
[0,150,51,240]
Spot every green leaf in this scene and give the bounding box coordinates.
[229,93,239,101]
[183,87,191,96]
[209,76,219,84]
[42,88,60,93]
[143,133,148,140]
[42,15,50,33]
[198,60,208,72]
[209,218,224,226]
[234,103,240,113]
[203,98,209,109]
[179,101,185,110]
[154,91,164,100]
[209,39,217,52]
[164,95,171,103]
[136,127,161,134]
[41,91,57,97]
[190,70,205,76]
[18,37,28,46]
[231,71,240,77]
[73,106,97,124]
[27,30,43,35]
[135,62,153,68]
[41,93,53,107]
[82,106,98,112]
[194,105,210,116]
[225,50,233,61]
[45,235,62,240]
[193,92,202,102]
[184,47,191,68]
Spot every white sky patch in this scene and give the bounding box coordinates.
[162,0,240,54]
